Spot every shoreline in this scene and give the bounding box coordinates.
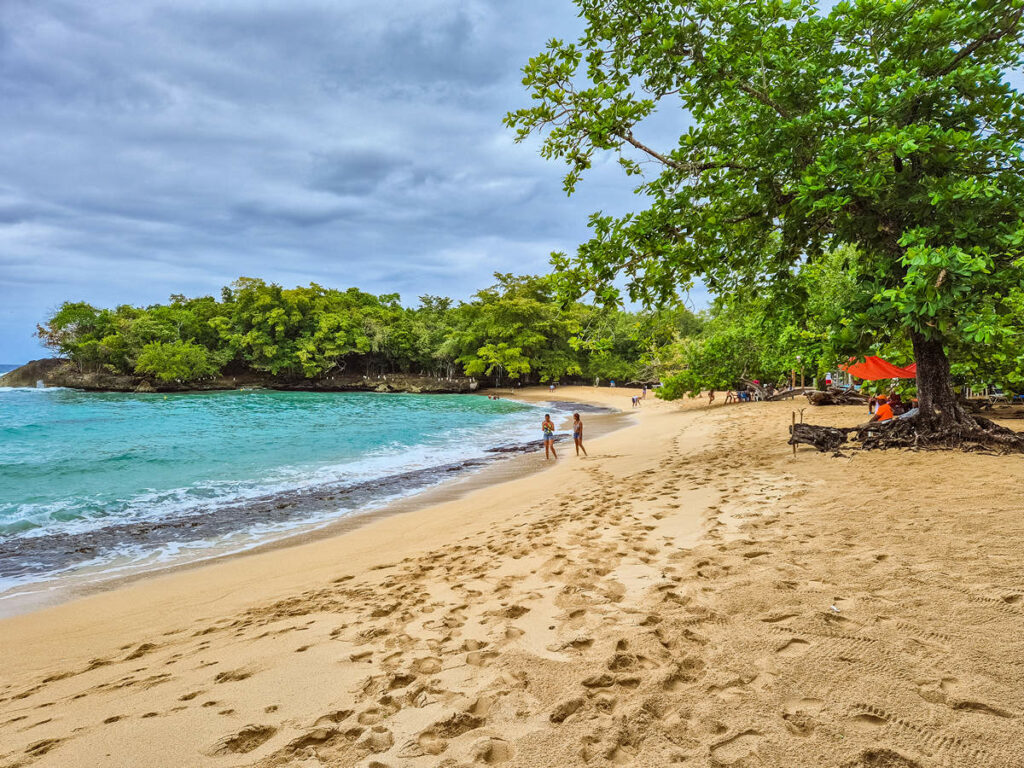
[0,394,628,619]
[2,357,483,394]
[2,391,1023,766]
[0,385,659,635]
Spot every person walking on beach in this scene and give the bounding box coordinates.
[572,412,587,457]
[708,390,716,407]
[542,414,557,460]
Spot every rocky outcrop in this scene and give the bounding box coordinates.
[0,359,479,394]
[0,358,68,388]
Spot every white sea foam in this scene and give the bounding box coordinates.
[0,393,590,604]
[0,386,69,393]
[1,403,550,541]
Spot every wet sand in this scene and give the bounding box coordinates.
[0,387,1022,768]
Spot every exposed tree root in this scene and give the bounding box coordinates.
[789,415,1024,454]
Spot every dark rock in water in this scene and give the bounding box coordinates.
[486,442,540,454]
[0,359,480,394]
[545,400,612,414]
[0,440,548,583]
[0,358,68,388]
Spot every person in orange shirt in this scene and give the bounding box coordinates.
[874,396,894,422]
[860,395,894,429]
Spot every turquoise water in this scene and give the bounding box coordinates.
[0,388,547,591]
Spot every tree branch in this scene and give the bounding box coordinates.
[933,5,1024,77]
[687,46,791,119]
[617,132,683,169]
[736,82,791,119]
[616,131,748,174]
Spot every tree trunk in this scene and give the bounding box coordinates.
[792,331,1024,452]
[910,330,973,428]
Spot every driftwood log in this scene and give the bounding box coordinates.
[768,387,813,401]
[789,422,850,452]
[737,377,813,401]
[804,388,870,406]
[965,399,1024,418]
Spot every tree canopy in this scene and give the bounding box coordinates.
[36,275,699,386]
[508,0,1024,432]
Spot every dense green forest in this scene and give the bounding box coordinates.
[36,259,1024,393]
[36,274,701,385]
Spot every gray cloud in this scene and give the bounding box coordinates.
[0,0,663,363]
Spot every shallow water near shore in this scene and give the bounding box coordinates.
[0,387,597,603]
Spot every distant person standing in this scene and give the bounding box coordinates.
[642,384,647,399]
[708,390,716,406]
[542,414,557,460]
[572,413,587,457]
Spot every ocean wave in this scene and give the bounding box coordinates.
[0,386,70,393]
[0,404,547,541]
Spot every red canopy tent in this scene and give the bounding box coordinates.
[840,356,917,381]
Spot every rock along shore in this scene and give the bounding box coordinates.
[0,358,479,394]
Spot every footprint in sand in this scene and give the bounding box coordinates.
[709,730,762,765]
[206,724,276,755]
[467,650,499,667]
[782,697,824,736]
[472,736,513,764]
[949,699,1016,718]
[916,676,958,703]
[838,748,922,768]
[24,738,62,757]
[357,708,387,725]
[314,709,353,727]
[550,697,584,723]
[405,730,446,757]
[385,672,416,690]
[356,725,394,753]
[412,656,442,674]
[775,638,811,657]
[213,666,257,684]
[848,711,888,731]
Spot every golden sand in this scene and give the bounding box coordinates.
[0,387,1021,768]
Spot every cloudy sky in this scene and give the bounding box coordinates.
[0,0,669,363]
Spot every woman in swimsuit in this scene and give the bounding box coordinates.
[542,414,557,460]
[572,412,587,457]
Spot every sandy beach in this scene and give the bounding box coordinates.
[1,386,1022,768]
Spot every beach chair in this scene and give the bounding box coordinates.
[988,387,1010,405]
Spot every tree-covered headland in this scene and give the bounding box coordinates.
[35,274,699,386]
[508,0,1024,448]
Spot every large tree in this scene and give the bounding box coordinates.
[451,274,584,384]
[508,0,1024,445]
